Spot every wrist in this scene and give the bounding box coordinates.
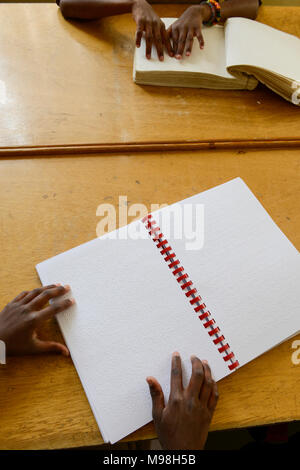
[131,0,145,8]
[198,3,212,23]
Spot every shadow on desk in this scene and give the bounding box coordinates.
[58,422,300,450]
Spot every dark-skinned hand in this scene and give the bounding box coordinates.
[167,4,212,59]
[147,352,219,450]
[0,284,75,356]
[132,0,173,60]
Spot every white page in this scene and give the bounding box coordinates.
[225,17,300,81]
[152,178,300,368]
[134,18,233,79]
[36,223,229,444]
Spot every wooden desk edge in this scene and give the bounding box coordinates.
[1,139,300,157]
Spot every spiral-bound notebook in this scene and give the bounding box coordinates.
[36,178,300,443]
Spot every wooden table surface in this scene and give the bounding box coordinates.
[0,4,299,156]
[0,148,299,449]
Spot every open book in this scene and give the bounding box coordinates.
[133,17,300,105]
[36,178,300,443]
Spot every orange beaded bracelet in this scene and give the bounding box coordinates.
[201,0,221,26]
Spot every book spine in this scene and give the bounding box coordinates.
[142,213,239,372]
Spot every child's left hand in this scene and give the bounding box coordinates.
[0,285,74,357]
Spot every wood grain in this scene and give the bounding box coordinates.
[0,148,299,449]
[0,4,299,155]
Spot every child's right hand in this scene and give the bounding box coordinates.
[132,0,173,61]
[147,352,219,450]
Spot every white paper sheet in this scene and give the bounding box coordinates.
[152,178,300,367]
[36,178,300,443]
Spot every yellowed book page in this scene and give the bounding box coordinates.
[134,18,234,79]
[225,17,300,82]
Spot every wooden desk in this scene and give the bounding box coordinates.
[0,4,299,156]
[0,148,299,449]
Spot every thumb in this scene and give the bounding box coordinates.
[33,338,69,357]
[146,376,165,423]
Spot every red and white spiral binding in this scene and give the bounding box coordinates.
[142,213,239,372]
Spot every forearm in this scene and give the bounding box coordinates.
[59,0,260,21]
[59,0,136,20]
[221,0,260,21]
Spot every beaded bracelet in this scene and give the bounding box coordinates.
[200,0,221,26]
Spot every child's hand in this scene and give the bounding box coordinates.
[0,285,74,356]
[147,352,219,450]
[132,0,173,61]
[167,4,211,59]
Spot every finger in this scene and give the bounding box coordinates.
[153,24,164,61]
[185,30,194,57]
[199,360,214,405]
[187,355,204,398]
[145,23,153,59]
[208,380,219,412]
[136,22,144,47]
[162,26,173,58]
[28,285,71,310]
[196,28,205,50]
[170,351,183,399]
[11,291,30,303]
[22,284,60,304]
[33,338,70,356]
[175,30,188,59]
[171,28,179,57]
[146,376,165,423]
[33,297,75,324]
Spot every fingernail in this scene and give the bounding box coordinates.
[170,52,174,57]
[203,359,208,364]
[175,54,181,60]
[64,285,70,291]
[70,298,76,305]
[146,377,152,385]
[186,52,190,56]
[191,354,197,361]
[55,283,61,286]
[172,351,180,357]
[159,56,164,61]
[63,349,70,357]
[146,55,151,60]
